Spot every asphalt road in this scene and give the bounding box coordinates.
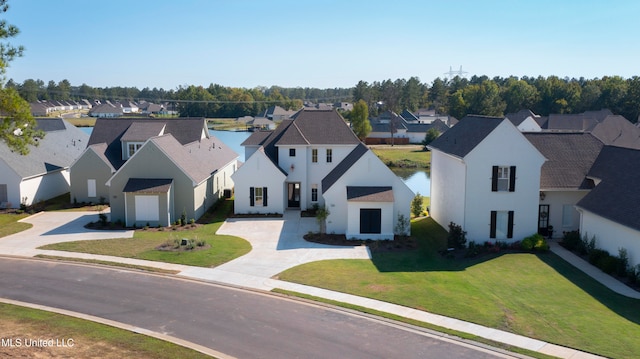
[0,258,516,359]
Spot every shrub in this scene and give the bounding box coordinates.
[411,193,423,217]
[617,247,630,277]
[394,214,410,237]
[582,233,597,255]
[561,230,582,251]
[98,213,108,226]
[588,248,610,266]
[521,234,549,252]
[447,222,467,249]
[598,255,618,275]
[180,208,187,226]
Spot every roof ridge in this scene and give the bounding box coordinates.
[291,120,311,144]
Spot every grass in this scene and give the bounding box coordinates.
[39,199,251,268]
[272,289,556,359]
[278,217,640,359]
[0,212,32,237]
[65,117,96,127]
[35,255,180,274]
[371,145,430,168]
[0,302,213,359]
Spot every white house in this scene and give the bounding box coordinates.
[0,118,88,208]
[505,109,542,132]
[428,115,546,242]
[232,109,413,239]
[576,146,640,268]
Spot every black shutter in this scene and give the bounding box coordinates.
[507,211,514,238]
[263,187,268,206]
[490,211,497,238]
[491,166,498,192]
[509,166,516,192]
[249,187,255,207]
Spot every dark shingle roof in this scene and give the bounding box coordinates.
[241,130,272,146]
[577,146,640,231]
[428,115,504,158]
[35,118,66,132]
[347,186,394,202]
[122,178,173,193]
[322,143,368,193]
[590,115,640,149]
[120,122,165,142]
[524,133,604,189]
[505,109,539,126]
[88,118,208,170]
[281,109,361,145]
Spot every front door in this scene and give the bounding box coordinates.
[538,205,550,236]
[287,182,300,208]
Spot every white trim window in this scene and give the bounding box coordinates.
[312,148,318,163]
[127,142,143,159]
[87,179,97,198]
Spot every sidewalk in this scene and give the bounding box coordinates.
[0,211,615,359]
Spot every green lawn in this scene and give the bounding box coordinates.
[278,218,640,359]
[0,213,32,238]
[371,146,430,168]
[40,199,251,268]
[0,302,212,359]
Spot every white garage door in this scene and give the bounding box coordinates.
[135,195,159,221]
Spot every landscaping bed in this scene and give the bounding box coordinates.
[303,233,418,252]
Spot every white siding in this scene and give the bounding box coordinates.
[539,190,588,236]
[346,202,394,240]
[579,208,640,268]
[20,170,71,206]
[232,150,286,214]
[429,150,466,231]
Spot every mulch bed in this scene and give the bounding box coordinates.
[303,233,419,253]
[85,222,202,232]
[229,213,283,218]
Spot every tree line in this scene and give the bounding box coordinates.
[7,75,640,122]
[353,75,640,123]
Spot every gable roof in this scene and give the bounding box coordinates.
[428,115,504,158]
[321,143,368,193]
[577,146,640,231]
[0,118,89,178]
[505,109,539,126]
[88,118,208,170]
[120,122,165,142]
[241,130,272,146]
[123,178,173,193]
[148,133,238,185]
[278,109,361,145]
[589,115,640,149]
[524,132,603,189]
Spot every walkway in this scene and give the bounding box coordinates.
[0,211,622,359]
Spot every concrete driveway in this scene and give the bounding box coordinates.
[179,210,370,285]
[0,210,134,257]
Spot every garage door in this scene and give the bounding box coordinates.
[135,195,159,221]
[360,208,381,234]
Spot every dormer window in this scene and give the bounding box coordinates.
[126,142,144,159]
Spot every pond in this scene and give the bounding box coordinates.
[79,127,429,196]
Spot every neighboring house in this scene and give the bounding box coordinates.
[576,146,640,268]
[504,109,542,132]
[524,132,604,236]
[367,110,450,144]
[121,101,139,114]
[428,116,546,242]
[247,117,275,131]
[232,109,413,240]
[89,103,123,118]
[0,118,88,208]
[262,105,296,121]
[70,118,238,227]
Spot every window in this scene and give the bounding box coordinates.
[326,149,332,163]
[87,179,96,198]
[562,204,574,227]
[490,210,514,239]
[311,184,318,202]
[135,195,159,221]
[127,142,143,158]
[492,166,516,192]
[289,148,296,157]
[312,148,318,163]
[249,187,268,207]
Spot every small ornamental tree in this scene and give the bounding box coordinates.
[447,222,467,249]
[316,206,330,234]
[411,193,423,217]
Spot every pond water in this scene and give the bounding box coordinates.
[79,127,429,196]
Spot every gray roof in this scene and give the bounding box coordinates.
[428,115,504,158]
[241,130,272,146]
[589,115,640,149]
[0,118,89,178]
[88,118,208,170]
[347,186,394,202]
[279,109,361,146]
[123,178,173,193]
[148,133,238,185]
[120,122,166,142]
[542,109,613,131]
[577,146,640,231]
[524,132,604,189]
[322,143,368,193]
[505,109,539,126]
[405,119,450,134]
[400,109,419,122]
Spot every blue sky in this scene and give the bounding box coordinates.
[6,0,640,90]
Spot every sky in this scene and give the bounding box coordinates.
[5,0,640,90]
